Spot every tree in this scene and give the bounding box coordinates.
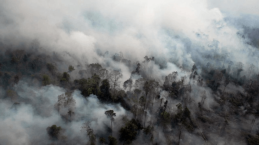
[143,110,148,127]
[109,70,122,96]
[99,68,109,79]
[10,49,24,64]
[138,96,146,126]
[108,136,117,145]
[160,98,164,108]
[134,78,146,107]
[56,94,66,113]
[105,110,116,135]
[76,74,101,97]
[135,62,141,74]
[134,89,141,96]
[164,71,178,90]
[88,63,102,72]
[67,109,75,122]
[30,57,44,72]
[100,79,111,101]
[144,56,155,62]
[82,122,96,145]
[64,92,76,108]
[148,80,160,111]
[47,125,62,140]
[119,119,142,144]
[135,78,145,89]
[144,125,154,144]
[139,96,146,108]
[143,125,154,135]
[68,65,75,72]
[60,72,70,82]
[174,104,196,132]
[131,104,138,119]
[112,89,126,102]
[47,63,56,74]
[163,100,168,112]
[88,63,108,79]
[42,74,50,86]
[142,80,158,111]
[55,92,76,121]
[160,111,171,130]
[113,52,123,62]
[133,89,142,119]
[99,137,107,145]
[123,79,133,91]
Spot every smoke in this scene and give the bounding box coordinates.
[0,0,259,80]
[1,0,259,144]
[208,0,259,16]
[0,80,127,144]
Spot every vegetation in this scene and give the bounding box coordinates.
[119,119,142,144]
[42,74,50,85]
[247,134,259,145]
[47,63,56,74]
[60,72,70,82]
[75,74,101,97]
[105,110,116,135]
[108,136,117,145]
[68,65,75,72]
[1,49,259,144]
[47,125,63,140]
[82,122,96,145]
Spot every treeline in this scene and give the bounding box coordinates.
[1,49,259,144]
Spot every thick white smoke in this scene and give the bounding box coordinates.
[0,0,259,80]
[0,1,259,144]
[0,80,127,144]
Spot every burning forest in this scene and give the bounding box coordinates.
[0,0,259,145]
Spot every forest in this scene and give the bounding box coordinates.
[1,48,259,145]
[1,0,259,145]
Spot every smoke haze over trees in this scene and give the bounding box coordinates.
[0,0,259,144]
